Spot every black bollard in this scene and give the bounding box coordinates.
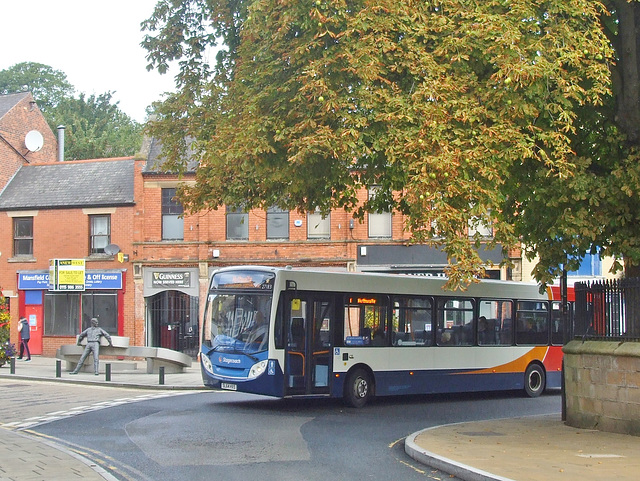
[106,363,111,382]
[159,366,165,385]
[10,357,15,374]
[56,360,61,378]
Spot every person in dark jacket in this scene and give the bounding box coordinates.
[17,317,31,361]
[69,317,113,375]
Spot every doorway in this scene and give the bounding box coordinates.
[284,293,334,396]
[147,290,199,358]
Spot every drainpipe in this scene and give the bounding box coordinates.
[57,125,65,161]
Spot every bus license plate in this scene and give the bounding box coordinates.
[221,383,237,391]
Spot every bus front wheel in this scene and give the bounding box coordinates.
[344,368,372,408]
[524,363,546,398]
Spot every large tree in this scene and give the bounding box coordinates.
[143,0,623,289]
[505,0,640,284]
[0,62,143,161]
[48,92,143,160]
[0,62,74,112]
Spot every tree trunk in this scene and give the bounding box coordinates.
[614,0,640,144]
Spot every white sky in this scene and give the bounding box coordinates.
[0,1,177,123]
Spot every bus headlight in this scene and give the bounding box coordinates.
[248,360,268,380]
[201,354,214,374]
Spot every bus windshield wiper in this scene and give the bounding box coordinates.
[231,348,258,362]
[211,341,258,362]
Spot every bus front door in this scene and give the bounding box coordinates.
[285,295,333,396]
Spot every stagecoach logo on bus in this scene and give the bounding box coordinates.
[151,271,191,288]
[219,356,242,364]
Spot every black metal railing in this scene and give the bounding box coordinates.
[573,278,640,341]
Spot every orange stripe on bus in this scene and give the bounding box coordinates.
[456,347,550,375]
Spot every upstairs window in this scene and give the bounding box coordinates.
[468,206,493,238]
[468,218,493,238]
[267,207,289,240]
[89,214,111,254]
[162,188,184,240]
[227,206,248,240]
[307,209,331,239]
[568,253,602,277]
[368,187,392,238]
[13,217,33,256]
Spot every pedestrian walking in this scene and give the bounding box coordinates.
[17,317,31,361]
[69,317,113,375]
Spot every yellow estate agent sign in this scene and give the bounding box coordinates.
[49,259,86,291]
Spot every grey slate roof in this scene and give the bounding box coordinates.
[143,137,198,173]
[0,92,30,119]
[0,158,135,210]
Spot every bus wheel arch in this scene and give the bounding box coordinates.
[524,362,546,398]
[343,365,375,408]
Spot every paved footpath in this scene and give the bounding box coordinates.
[2,356,640,481]
[0,356,204,481]
[406,414,640,481]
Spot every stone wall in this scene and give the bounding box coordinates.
[563,340,640,436]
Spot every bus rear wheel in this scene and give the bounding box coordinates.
[344,368,372,408]
[524,363,546,398]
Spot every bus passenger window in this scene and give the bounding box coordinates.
[478,300,513,346]
[516,301,549,345]
[391,296,433,346]
[551,301,564,345]
[437,298,474,346]
[343,295,388,346]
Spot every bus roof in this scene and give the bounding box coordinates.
[211,265,548,300]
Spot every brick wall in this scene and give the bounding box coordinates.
[0,93,57,190]
[563,340,640,436]
[136,175,411,266]
[1,202,136,357]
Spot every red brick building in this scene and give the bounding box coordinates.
[0,157,139,356]
[0,92,58,190]
[1,92,59,353]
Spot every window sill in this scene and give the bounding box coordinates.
[87,254,114,261]
[8,256,36,263]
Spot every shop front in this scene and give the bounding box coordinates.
[17,270,125,355]
[143,267,200,358]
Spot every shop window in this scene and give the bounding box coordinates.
[44,293,80,336]
[307,209,330,239]
[227,206,248,240]
[44,291,118,336]
[81,292,118,334]
[162,188,184,240]
[267,207,289,240]
[13,217,33,256]
[89,214,111,254]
